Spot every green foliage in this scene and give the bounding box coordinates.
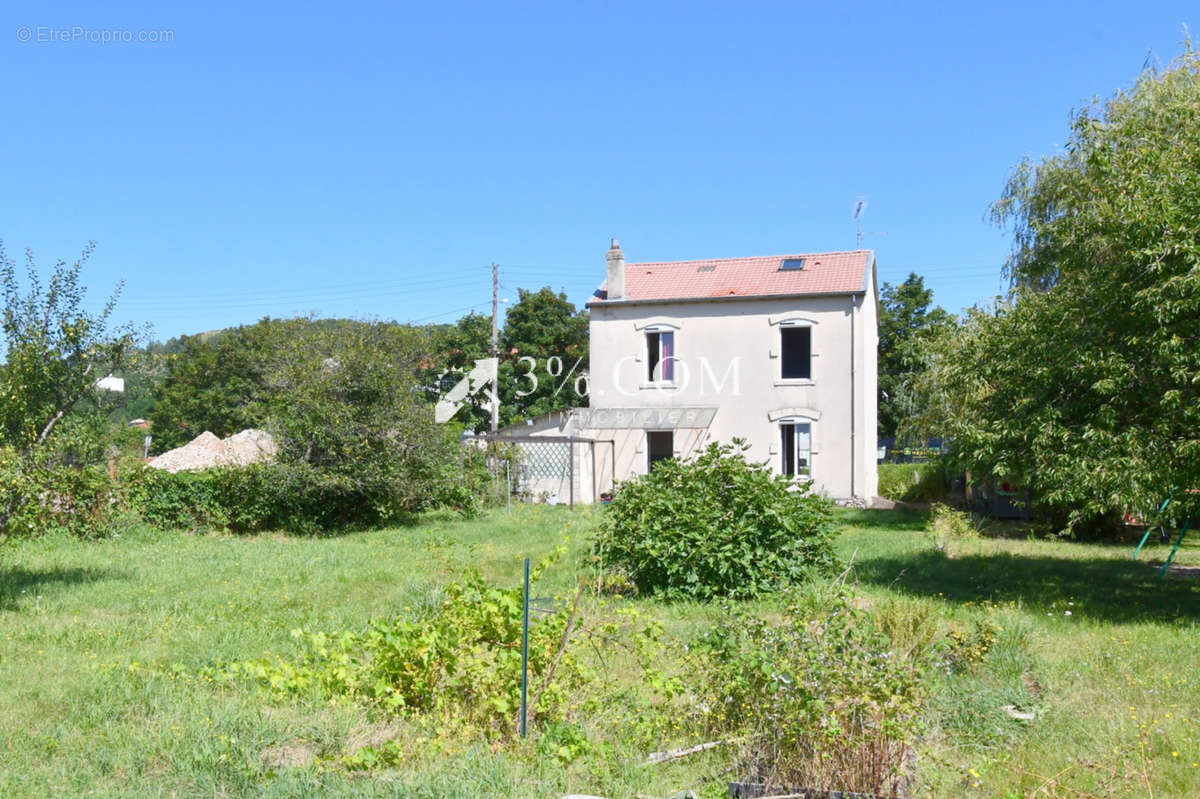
[691,583,925,796]
[267,320,486,522]
[429,287,589,431]
[145,317,489,527]
[125,462,311,534]
[0,241,139,537]
[126,451,491,534]
[594,440,836,600]
[149,321,288,450]
[0,447,124,541]
[125,464,221,531]
[209,557,660,742]
[877,273,953,438]
[498,287,589,426]
[908,47,1200,531]
[925,502,982,556]
[877,460,950,502]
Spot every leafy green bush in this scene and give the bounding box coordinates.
[0,446,130,541]
[692,583,925,796]
[594,440,836,600]
[145,318,498,530]
[877,459,950,501]
[125,465,216,530]
[126,463,297,532]
[208,557,666,742]
[926,502,982,556]
[125,445,492,534]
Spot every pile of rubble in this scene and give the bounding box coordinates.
[147,429,279,473]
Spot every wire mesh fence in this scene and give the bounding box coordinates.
[476,435,613,508]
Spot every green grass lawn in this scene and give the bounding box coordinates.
[2,506,1199,798]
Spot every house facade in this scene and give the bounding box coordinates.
[503,240,879,505]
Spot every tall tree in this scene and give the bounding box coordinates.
[909,46,1200,529]
[424,312,494,432]
[429,288,589,431]
[148,319,297,450]
[0,241,138,533]
[877,273,951,439]
[499,287,589,426]
[264,320,456,519]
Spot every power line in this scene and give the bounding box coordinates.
[115,276,489,311]
[408,300,493,324]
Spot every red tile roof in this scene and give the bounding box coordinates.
[590,250,874,305]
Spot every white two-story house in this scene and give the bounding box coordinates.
[585,238,879,503]
[502,240,879,505]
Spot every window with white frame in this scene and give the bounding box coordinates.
[780,420,812,478]
[645,327,676,382]
[780,322,811,380]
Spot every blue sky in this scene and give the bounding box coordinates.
[1,1,1195,341]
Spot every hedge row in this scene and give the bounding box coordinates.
[124,457,489,535]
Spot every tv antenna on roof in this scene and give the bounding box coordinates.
[853,197,886,248]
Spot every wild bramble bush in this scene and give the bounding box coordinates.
[0,445,129,541]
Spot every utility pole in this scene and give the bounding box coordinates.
[490,263,500,434]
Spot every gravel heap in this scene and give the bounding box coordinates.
[147,429,279,473]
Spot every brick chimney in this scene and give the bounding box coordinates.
[605,238,625,300]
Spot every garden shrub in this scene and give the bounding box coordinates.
[594,440,836,600]
[125,449,493,534]
[691,582,925,796]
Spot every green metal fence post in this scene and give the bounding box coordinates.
[520,557,530,738]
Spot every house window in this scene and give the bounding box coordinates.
[646,329,675,382]
[647,431,674,471]
[780,325,811,380]
[780,421,812,478]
